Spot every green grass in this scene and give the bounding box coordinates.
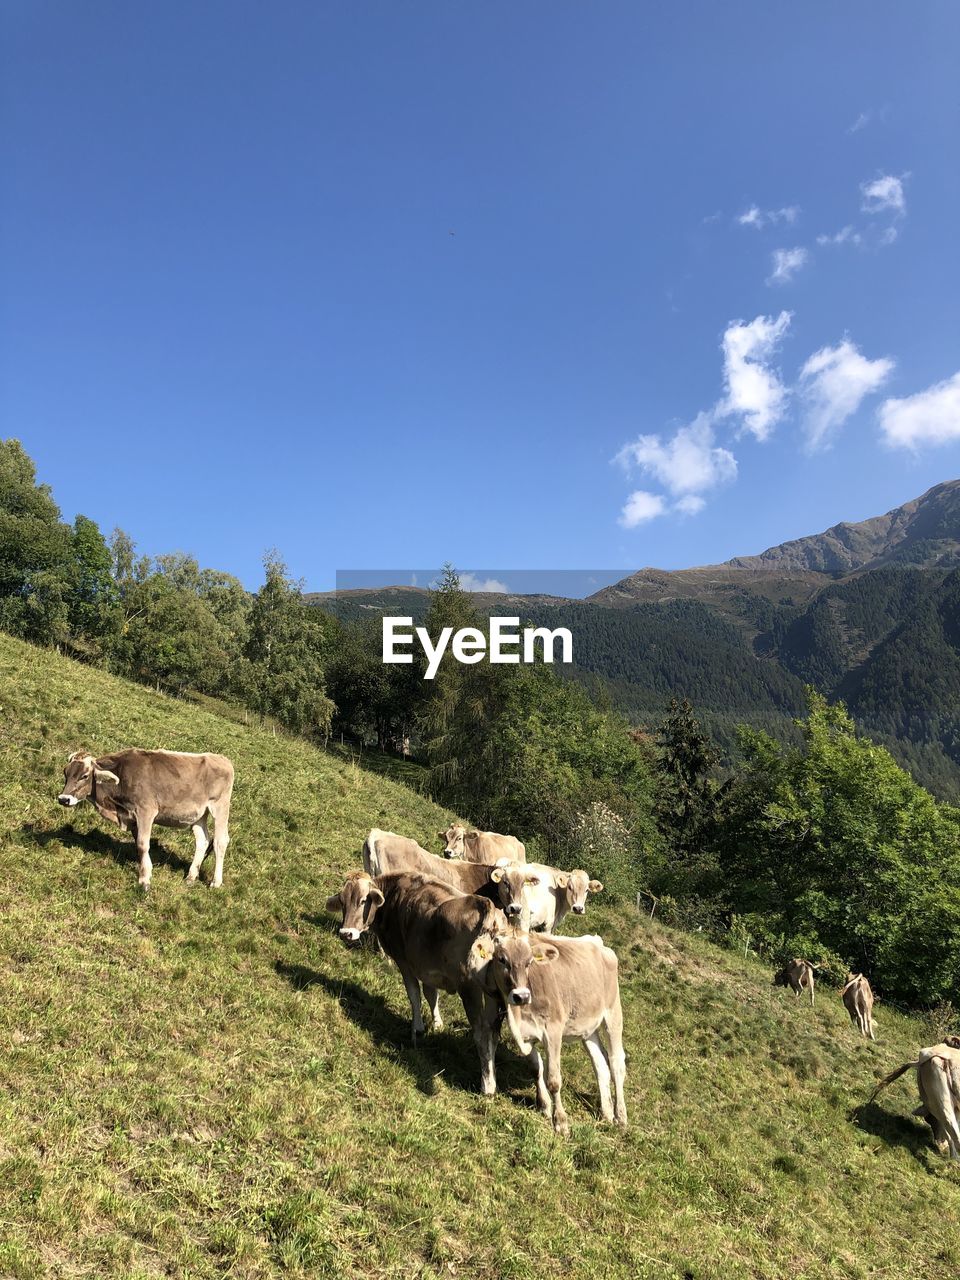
[0,631,958,1280]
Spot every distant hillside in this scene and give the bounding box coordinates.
[2,630,959,1279]
[309,482,960,797]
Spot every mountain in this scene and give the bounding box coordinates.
[308,481,960,798]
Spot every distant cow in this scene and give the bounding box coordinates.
[326,870,506,1095]
[773,958,815,1006]
[363,835,550,929]
[484,931,628,1136]
[439,823,526,864]
[841,973,876,1039]
[869,1043,960,1159]
[58,749,233,890]
[523,863,604,933]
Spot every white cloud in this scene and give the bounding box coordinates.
[847,110,872,134]
[718,312,792,440]
[767,247,810,285]
[616,413,737,497]
[879,371,960,449]
[798,340,894,450]
[737,205,800,229]
[618,490,667,528]
[861,173,907,216]
[674,494,706,516]
[817,225,863,248]
[459,573,509,593]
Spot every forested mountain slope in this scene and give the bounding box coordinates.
[1,631,958,1280]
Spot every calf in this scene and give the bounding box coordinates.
[326,871,507,1095]
[439,824,526,864]
[841,973,876,1039]
[484,931,628,1136]
[58,748,233,890]
[773,958,815,1006]
[870,1043,960,1159]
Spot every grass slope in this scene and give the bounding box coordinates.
[0,632,958,1280]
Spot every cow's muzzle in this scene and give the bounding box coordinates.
[338,927,362,945]
[509,988,531,1005]
[505,903,522,917]
[572,904,585,914]
[57,794,80,807]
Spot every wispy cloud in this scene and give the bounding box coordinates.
[879,371,960,449]
[816,225,863,248]
[799,340,894,450]
[459,573,509,593]
[847,110,872,135]
[717,312,792,440]
[618,490,667,528]
[861,173,907,216]
[737,204,800,229]
[767,247,809,285]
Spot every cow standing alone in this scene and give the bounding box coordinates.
[773,958,816,1006]
[841,973,876,1039]
[58,749,234,890]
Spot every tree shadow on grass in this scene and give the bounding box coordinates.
[851,1100,941,1169]
[274,959,534,1103]
[21,821,195,879]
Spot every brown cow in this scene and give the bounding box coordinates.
[483,931,628,1136]
[841,973,876,1039]
[869,1042,960,1159]
[58,749,234,890]
[363,835,546,926]
[326,871,506,1095]
[439,823,526,864]
[523,863,604,932]
[773,958,815,1006]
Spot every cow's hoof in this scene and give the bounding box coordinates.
[185,875,199,887]
[553,1119,571,1138]
[210,881,223,890]
[138,882,151,894]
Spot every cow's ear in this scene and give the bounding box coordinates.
[588,880,604,894]
[490,867,504,883]
[525,874,540,887]
[325,892,342,913]
[554,873,569,889]
[94,768,120,785]
[437,831,446,840]
[368,887,385,907]
[532,944,559,965]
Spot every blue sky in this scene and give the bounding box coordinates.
[2,3,959,593]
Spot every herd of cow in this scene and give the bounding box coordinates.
[55,746,960,1151]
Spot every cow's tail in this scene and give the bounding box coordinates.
[868,1060,919,1105]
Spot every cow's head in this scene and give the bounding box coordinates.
[555,869,604,916]
[489,864,540,921]
[325,872,384,945]
[490,933,558,1005]
[438,824,466,859]
[58,751,120,807]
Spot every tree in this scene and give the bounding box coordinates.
[244,552,334,738]
[0,438,73,644]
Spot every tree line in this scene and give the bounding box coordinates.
[3,437,960,1008]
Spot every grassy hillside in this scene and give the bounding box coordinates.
[0,632,958,1280]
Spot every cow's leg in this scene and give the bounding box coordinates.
[423,984,443,1032]
[603,1000,629,1127]
[461,985,498,1097]
[134,811,157,891]
[528,1046,552,1118]
[543,1030,569,1137]
[582,1032,614,1123]
[187,818,210,883]
[398,965,426,1042]
[210,802,229,888]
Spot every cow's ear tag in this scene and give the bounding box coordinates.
[476,943,488,960]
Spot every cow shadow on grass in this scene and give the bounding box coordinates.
[274,959,535,1104]
[21,822,195,879]
[851,1100,942,1168]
